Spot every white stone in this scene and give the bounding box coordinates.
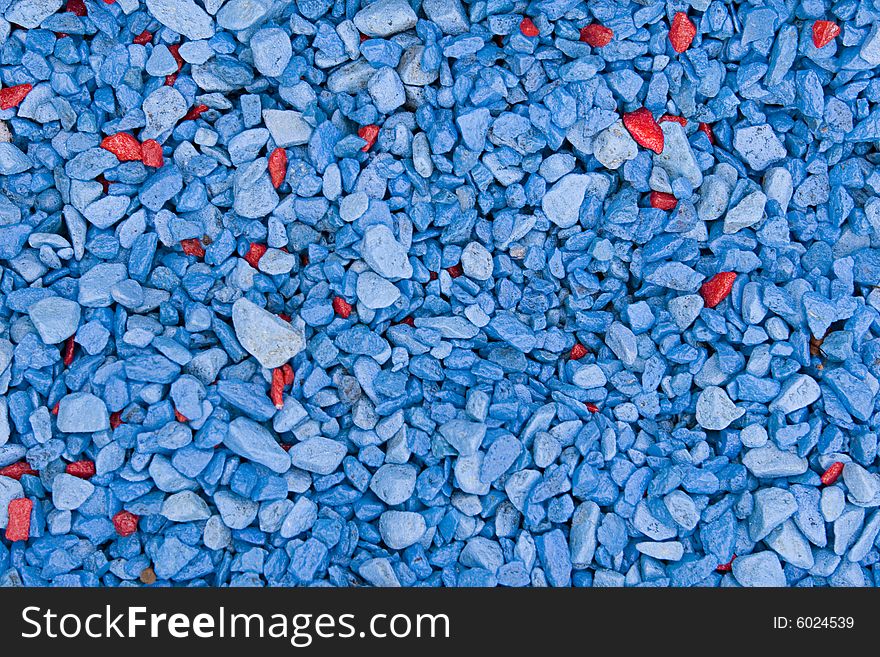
[356,271,401,309]
[593,120,638,170]
[361,224,412,280]
[460,242,493,280]
[231,297,306,368]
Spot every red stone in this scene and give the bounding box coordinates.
[5,498,33,542]
[585,403,599,413]
[812,20,840,48]
[51,402,60,415]
[270,368,285,410]
[570,344,589,360]
[66,460,96,479]
[181,104,209,121]
[0,83,33,111]
[660,114,687,126]
[281,364,294,386]
[141,139,164,167]
[650,191,678,210]
[447,264,464,278]
[622,108,664,154]
[0,462,38,480]
[112,510,139,537]
[174,409,189,423]
[669,12,696,53]
[715,555,737,573]
[110,411,123,429]
[579,24,613,47]
[399,316,416,327]
[520,17,539,37]
[164,72,178,86]
[100,132,143,162]
[698,122,714,144]
[62,335,76,366]
[269,147,288,189]
[133,29,152,45]
[700,271,737,308]
[821,461,844,486]
[429,271,438,281]
[66,0,87,16]
[243,242,268,268]
[180,238,205,258]
[167,44,184,70]
[358,124,380,152]
[333,296,352,319]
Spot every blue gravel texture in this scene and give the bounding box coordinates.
[0,0,880,588]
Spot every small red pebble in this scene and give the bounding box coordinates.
[62,335,76,366]
[5,498,33,542]
[669,12,697,53]
[174,409,189,423]
[570,343,589,360]
[270,368,285,410]
[358,124,380,152]
[133,29,152,45]
[164,72,178,86]
[102,0,115,4]
[100,132,143,162]
[585,402,599,413]
[300,253,310,267]
[0,462,38,480]
[110,410,123,429]
[622,108,664,154]
[66,0,87,16]
[180,238,205,258]
[700,271,737,308]
[51,402,60,415]
[268,147,288,189]
[650,191,678,210]
[0,83,33,111]
[520,17,539,37]
[399,316,416,327]
[281,363,294,386]
[579,24,613,47]
[333,296,352,319]
[660,114,687,126]
[698,122,714,144]
[181,104,209,121]
[112,510,139,537]
[244,242,268,268]
[278,312,292,322]
[168,44,184,70]
[429,271,438,281]
[141,139,164,167]
[821,461,845,486]
[716,555,737,573]
[812,20,840,48]
[66,460,96,479]
[447,264,464,278]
